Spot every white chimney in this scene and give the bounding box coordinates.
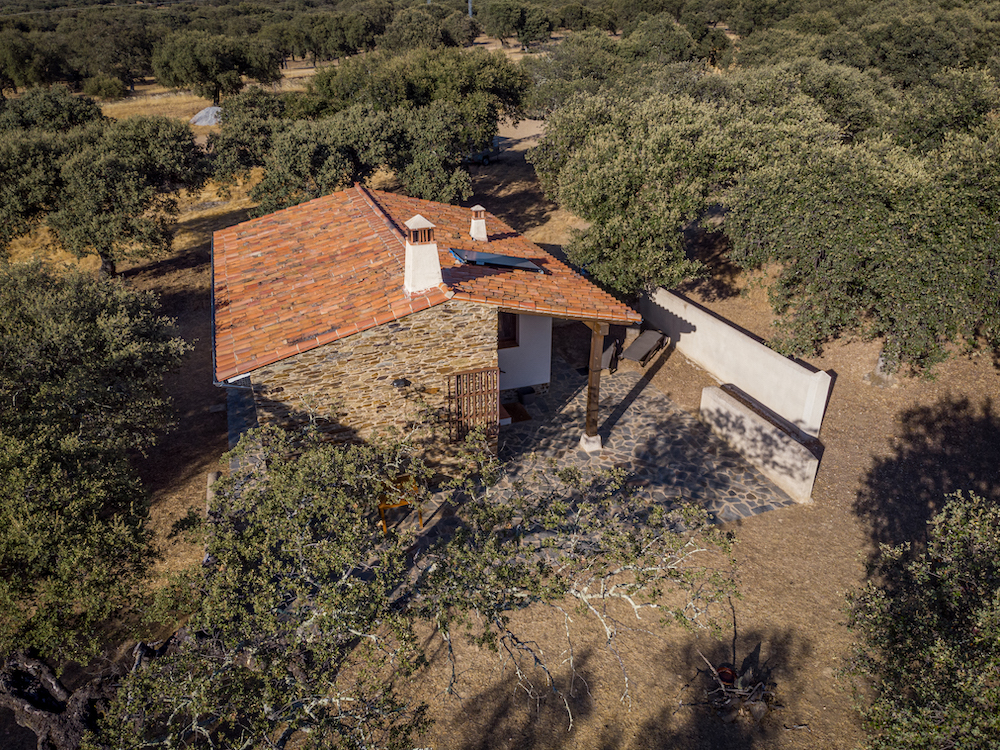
[403,215,442,294]
[470,205,488,242]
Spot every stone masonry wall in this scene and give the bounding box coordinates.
[250,300,498,446]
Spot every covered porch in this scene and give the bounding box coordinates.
[385,326,795,535]
[496,330,795,524]
[496,312,628,455]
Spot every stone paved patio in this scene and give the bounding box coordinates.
[495,356,795,524]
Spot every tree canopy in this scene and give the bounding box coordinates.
[308,45,529,124]
[92,426,736,749]
[0,84,104,131]
[472,1,556,47]
[0,262,187,664]
[848,492,1000,749]
[211,47,530,211]
[528,20,1000,370]
[528,78,841,293]
[377,7,449,52]
[152,30,282,105]
[1,88,208,275]
[725,129,1000,368]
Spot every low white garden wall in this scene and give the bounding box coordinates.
[641,289,832,438]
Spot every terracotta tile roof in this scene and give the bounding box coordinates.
[213,185,641,381]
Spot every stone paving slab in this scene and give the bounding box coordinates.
[496,358,795,524]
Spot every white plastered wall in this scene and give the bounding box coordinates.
[641,289,832,438]
[498,313,552,391]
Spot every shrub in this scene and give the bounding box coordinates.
[82,74,127,100]
[848,492,1000,749]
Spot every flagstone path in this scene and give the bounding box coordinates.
[496,357,794,524]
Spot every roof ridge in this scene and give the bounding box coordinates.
[353,184,405,245]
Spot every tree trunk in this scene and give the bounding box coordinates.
[98,254,117,278]
[0,654,114,750]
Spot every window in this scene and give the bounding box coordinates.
[498,312,518,349]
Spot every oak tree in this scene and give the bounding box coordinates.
[527,87,839,293]
[0,263,187,746]
[46,115,209,276]
[152,31,282,106]
[848,492,1000,749]
[94,426,736,748]
[213,48,529,211]
[725,130,1000,369]
[0,90,208,276]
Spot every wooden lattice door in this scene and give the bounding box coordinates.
[448,367,500,442]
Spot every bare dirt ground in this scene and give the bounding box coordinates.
[122,184,258,583]
[107,117,998,750]
[5,66,998,748]
[411,121,1000,750]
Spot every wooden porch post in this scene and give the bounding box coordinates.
[584,321,609,443]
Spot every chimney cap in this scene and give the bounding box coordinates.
[470,205,488,242]
[404,214,435,231]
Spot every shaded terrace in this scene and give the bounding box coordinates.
[494,351,794,524]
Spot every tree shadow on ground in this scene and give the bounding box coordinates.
[675,227,742,303]
[449,625,813,750]
[633,627,812,750]
[120,204,250,285]
[449,645,601,750]
[855,396,1000,554]
[468,139,557,234]
[119,224,235,515]
[122,248,211,288]
[121,279,229,506]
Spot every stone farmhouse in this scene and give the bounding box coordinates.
[212,184,640,453]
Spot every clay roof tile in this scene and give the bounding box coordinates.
[212,185,640,381]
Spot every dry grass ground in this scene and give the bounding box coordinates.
[101,90,212,121]
[5,48,998,750]
[99,58,326,142]
[411,121,1000,750]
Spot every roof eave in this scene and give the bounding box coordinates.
[213,283,455,382]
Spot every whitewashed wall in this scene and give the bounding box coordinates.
[499,313,552,391]
[641,289,832,438]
